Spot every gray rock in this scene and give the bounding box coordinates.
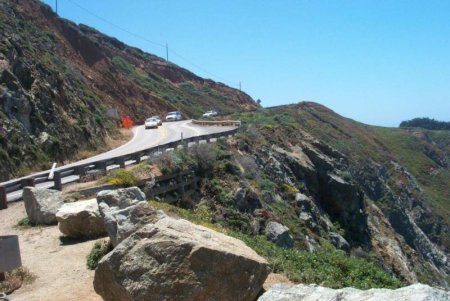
[94,216,271,301]
[265,221,294,249]
[233,188,262,214]
[96,187,145,212]
[258,283,450,301]
[329,232,350,252]
[96,187,164,246]
[102,201,166,246]
[56,199,105,238]
[23,187,64,225]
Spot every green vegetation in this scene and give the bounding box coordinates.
[87,240,113,270]
[231,232,402,289]
[102,169,139,187]
[0,267,36,294]
[400,117,450,130]
[16,216,32,228]
[149,200,402,289]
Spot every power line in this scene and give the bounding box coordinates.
[64,0,236,87]
[66,0,165,49]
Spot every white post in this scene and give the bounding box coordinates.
[48,162,57,180]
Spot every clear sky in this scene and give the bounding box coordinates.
[41,0,450,127]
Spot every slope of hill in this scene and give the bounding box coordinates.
[225,102,449,286]
[0,0,258,181]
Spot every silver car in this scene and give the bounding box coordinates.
[165,111,182,121]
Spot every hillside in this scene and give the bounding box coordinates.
[0,0,258,181]
[228,103,449,286]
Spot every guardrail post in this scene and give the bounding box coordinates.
[54,171,62,191]
[117,157,126,169]
[0,186,7,210]
[177,173,185,199]
[75,165,86,177]
[133,153,141,164]
[21,178,35,188]
[96,161,107,175]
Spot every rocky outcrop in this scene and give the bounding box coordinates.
[96,187,164,246]
[56,199,105,238]
[258,283,450,301]
[234,188,262,214]
[265,221,294,249]
[329,232,350,252]
[23,187,64,225]
[94,216,271,301]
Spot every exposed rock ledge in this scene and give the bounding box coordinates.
[258,283,450,301]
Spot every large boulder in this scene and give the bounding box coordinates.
[94,216,271,301]
[101,201,166,247]
[96,187,164,246]
[233,188,262,214]
[23,187,64,225]
[56,199,105,238]
[265,221,294,249]
[258,283,450,301]
[329,232,350,252]
[96,187,146,212]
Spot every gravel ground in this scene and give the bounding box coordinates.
[0,202,101,301]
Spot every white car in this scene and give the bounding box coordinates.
[151,116,162,126]
[145,117,159,129]
[165,111,182,122]
[202,110,218,118]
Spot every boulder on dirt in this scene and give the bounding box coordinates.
[329,232,350,252]
[56,199,105,238]
[96,187,164,246]
[23,187,64,225]
[265,221,294,249]
[258,283,450,301]
[96,187,145,213]
[94,216,271,301]
[102,201,166,247]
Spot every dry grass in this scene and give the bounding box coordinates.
[0,267,36,294]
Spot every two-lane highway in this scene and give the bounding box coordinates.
[2,120,236,202]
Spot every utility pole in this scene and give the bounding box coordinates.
[166,43,169,62]
[239,81,241,91]
[55,0,58,15]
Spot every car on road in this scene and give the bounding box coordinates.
[145,117,159,129]
[165,111,182,122]
[151,116,162,126]
[202,110,218,118]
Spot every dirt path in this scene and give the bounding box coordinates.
[0,202,101,301]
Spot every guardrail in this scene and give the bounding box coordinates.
[192,119,241,127]
[0,125,240,208]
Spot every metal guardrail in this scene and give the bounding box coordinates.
[192,119,241,127]
[0,126,240,208]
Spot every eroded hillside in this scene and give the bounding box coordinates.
[0,0,258,180]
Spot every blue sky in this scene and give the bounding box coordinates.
[42,0,450,126]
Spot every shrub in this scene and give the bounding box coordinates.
[0,267,36,294]
[103,169,139,187]
[230,232,403,289]
[87,239,113,270]
[16,216,32,228]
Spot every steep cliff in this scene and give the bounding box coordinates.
[0,0,258,180]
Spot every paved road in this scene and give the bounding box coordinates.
[2,120,235,201]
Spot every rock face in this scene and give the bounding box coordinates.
[258,283,450,301]
[329,232,350,252]
[265,221,294,249]
[96,187,165,246]
[94,216,271,301]
[56,199,105,238]
[23,187,64,225]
